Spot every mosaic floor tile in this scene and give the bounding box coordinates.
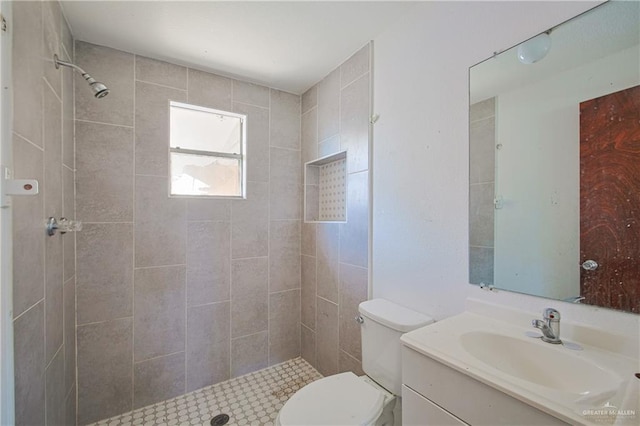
[88,358,322,426]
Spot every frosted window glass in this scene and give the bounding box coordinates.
[170,105,241,154]
[170,152,241,197]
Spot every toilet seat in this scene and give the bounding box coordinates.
[277,372,386,425]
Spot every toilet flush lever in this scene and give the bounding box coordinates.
[355,315,364,324]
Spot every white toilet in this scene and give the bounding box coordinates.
[276,298,434,426]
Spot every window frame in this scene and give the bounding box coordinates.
[168,100,247,199]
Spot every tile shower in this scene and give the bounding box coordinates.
[10,2,371,424]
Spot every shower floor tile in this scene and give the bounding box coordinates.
[89,357,322,426]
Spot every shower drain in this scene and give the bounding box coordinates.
[210,413,230,426]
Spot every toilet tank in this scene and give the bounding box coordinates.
[358,299,434,395]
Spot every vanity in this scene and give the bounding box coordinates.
[400,300,639,426]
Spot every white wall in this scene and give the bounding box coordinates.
[372,0,639,337]
[495,45,639,300]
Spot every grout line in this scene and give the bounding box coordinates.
[184,63,190,393]
[133,349,185,366]
[77,316,134,328]
[267,89,272,367]
[131,54,137,411]
[43,74,63,104]
[13,130,44,152]
[73,38,79,426]
[340,71,369,93]
[11,298,44,323]
[75,118,134,129]
[133,264,187,270]
[134,77,188,93]
[232,99,270,111]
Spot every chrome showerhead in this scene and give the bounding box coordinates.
[82,73,110,99]
[53,54,110,99]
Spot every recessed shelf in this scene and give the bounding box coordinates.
[304,151,347,223]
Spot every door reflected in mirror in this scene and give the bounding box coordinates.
[468,0,640,314]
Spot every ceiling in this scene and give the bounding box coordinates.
[60,1,416,94]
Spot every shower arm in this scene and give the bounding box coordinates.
[53,54,89,75]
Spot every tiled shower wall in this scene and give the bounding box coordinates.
[300,44,371,375]
[11,1,76,425]
[74,41,302,424]
[469,97,495,286]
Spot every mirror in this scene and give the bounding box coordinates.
[469,1,640,314]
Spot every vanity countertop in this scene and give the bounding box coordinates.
[401,310,639,426]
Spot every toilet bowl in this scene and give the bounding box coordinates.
[277,299,434,426]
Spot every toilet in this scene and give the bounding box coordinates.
[276,298,434,426]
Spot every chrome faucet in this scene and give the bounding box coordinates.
[532,308,561,344]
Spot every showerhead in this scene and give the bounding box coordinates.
[53,54,110,99]
[82,73,110,99]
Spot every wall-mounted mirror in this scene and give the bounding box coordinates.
[469,0,640,314]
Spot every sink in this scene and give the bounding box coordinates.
[460,331,621,397]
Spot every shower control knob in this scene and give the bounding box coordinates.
[581,260,598,271]
[355,315,364,324]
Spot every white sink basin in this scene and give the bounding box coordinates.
[460,331,621,397]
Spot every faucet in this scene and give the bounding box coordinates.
[532,308,562,344]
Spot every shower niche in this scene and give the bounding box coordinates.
[304,151,347,223]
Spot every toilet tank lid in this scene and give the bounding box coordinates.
[359,299,434,332]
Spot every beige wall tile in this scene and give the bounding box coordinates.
[13,0,43,147]
[65,385,76,426]
[270,148,302,220]
[44,231,63,364]
[186,302,230,391]
[77,318,133,425]
[270,89,300,150]
[231,257,268,300]
[233,102,270,183]
[318,134,341,158]
[317,223,339,303]
[62,166,75,282]
[469,246,494,285]
[341,44,370,89]
[231,332,268,377]
[469,182,495,247]
[269,221,300,292]
[302,109,318,164]
[469,115,496,185]
[301,325,317,369]
[470,97,496,122]
[269,290,300,365]
[45,346,65,426]
[12,135,44,318]
[62,51,74,169]
[301,255,316,330]
[76,121,134,222]
[233,80,270,108]
[316,297,338,376]
[136,55,187,89]
[187,198,230,221]
[339,171,369,268]
[301,223,316,257]
[135,175,186,267]
[339,350,364,376]
[75,41,134,126]
[339,263,368,360]
[187,221,230,306]
[340,74,370,174]
[63,277,76,396]
[14,301,45,426]
[231,292,268,338]
[135,81,186,177]
[134,266,186,361]
[231,181,269,259]
[302,86,317,114]
[77,223,134,325]
[317,68,340,142]
[43,2,62,99]
[44,83,62,219]
[134,352,186,409]
[187,69,232,111]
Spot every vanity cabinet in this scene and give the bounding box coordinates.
[401,346,568,426]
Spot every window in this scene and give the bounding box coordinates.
[169,101,246,198]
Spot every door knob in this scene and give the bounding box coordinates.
[581,260,598,271]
